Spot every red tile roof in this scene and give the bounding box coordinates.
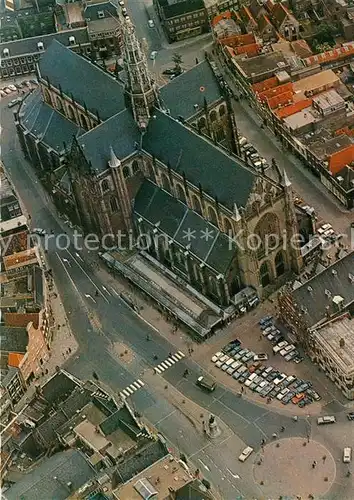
[5,312,40,329]
[258,82,294,102]
[303,43,354,67]
[234,43,260,56]
[252,76,279,93]
[267,91,294,109]
[219,33,255,48]
[275,99,312,118]
[328,144,354,174]
[211,10,232,27]
[8,352,24,368]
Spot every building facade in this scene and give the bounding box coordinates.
[15,16,304,310]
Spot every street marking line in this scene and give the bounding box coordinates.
[154,367,162,374]
[167,358,176,365]
[122,390,130,397]
[126,386,134,395]
[66,249,109,303]
[164,359,173,367]
[171,355,180,362]
[132,382,141,390]
[137,379,144,386]
[160,362,170,370]
[177,351,185,358]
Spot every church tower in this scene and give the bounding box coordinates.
[122,17,159,129]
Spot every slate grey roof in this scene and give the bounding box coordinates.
[157,0,205,19]
[84,0,118,20]
[0,28,89,58]
[99,406,140,437]
[33,265,44,308]
[160,60,222,119]
[292,251,354,328]
[20,89,82,152]
[41,371,79,405]
[175,479,215,500]
[4,449,96,500]
[38,40,125,120]
[0,326,28,353]
[134,180,237,274]
[78,109,140,172]
[142,110,255,209]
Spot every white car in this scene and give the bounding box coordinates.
[148,19,155,28]
[317,416,336,425]
[274,374,287,385]
[277,388,290,400]
[273,341,288,354]
[0,89,6,97]
[8,84,17,91]
[227,360,241,375]
[221,358,235,371]
[256,380,267,393]
[254,353,268,361]
[119,0,124,5]
[31,228,46,236]
[245,373,257,387]
[211,352,222,363]
[239,136,248,146]
[215,355,229,368]
[150,51,158,60]
[4,88,12,94]
[280,345,295,356]
[238,446,254,462]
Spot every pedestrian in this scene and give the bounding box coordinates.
[322,455,326,463]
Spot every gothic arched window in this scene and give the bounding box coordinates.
[223,218,233,238]
[260,261,271,288]
[123,166,131,178]
[207,205,218,226]
[110,196,119,213]
[132,160,139,174]
[275,251,285,277]
[67,104,76,122]
[198,117,206,130]
[175,183,186,204]
[161,173,171,192]
[101,179,109,192]
[210,110,217,122]
[215,128,225,141]
[56,96,63,112]
[80,114,89,130]
[191,194,202,215]
[219,105,226,117]
[43,89,53,106]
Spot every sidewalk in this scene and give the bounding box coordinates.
[43,277,78,379]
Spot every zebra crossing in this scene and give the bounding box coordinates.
[119,379,145,399]
[154,351,185,374]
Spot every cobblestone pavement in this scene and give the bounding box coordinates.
[253,437,336,499]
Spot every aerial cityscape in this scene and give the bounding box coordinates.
[0,0,353,499]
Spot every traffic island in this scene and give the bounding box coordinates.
[253,437,336,498]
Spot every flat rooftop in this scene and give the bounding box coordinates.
[312,89,345,110]
[307,134,353,160]
[234,51,289,78]
[114,455,191,500]
[284,108,317,131]
[313,316,354,376]
[293,70,339,94]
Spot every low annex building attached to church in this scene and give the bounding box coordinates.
[15,17,303,335]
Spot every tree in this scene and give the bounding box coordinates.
[172,53,183,74]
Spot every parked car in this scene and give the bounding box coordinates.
[215,355,229,368]
[0,89,7,96]
[293,356,304,364]
[249,362,262,373]
[343,447,352,463]
[347,412,354,421]
[292,393,305,404]
[284,350,298,362]
[262,366,273,378]
[317,416,336,425]
[254,353,268,361]
[148,19,155,27]
[150,51,158,60]
[7,84,17,91]
[273,341,288,354]
[280,345,295,356]
[227,360,241,375]
[277,388,290,401]
[274,374,287,385]
[259,315,273,326]
[221,358,235,371]
[211,352,222,363]
[4,88,12,94]
[307,389,321,401]
[239,136,248,147]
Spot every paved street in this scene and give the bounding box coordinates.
[1,82,353,498]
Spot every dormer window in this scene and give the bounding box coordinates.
[97,10,105,18]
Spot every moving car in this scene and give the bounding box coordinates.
[150,51,158,60]
[148,19,155,27]
[31,228,46,236]
[317,416,336,425]
[196,375,216,392]
[238,446,254,462]
[8,97,22,108]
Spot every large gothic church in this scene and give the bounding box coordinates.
[15,16,303,307]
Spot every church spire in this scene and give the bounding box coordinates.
[121,17,159,129]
